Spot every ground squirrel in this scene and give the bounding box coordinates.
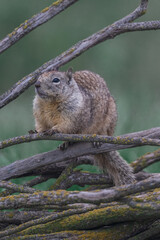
[33,68,135,186]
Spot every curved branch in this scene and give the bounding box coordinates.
[1,127,160,150]
[132,148,160,173]
[0,0,153,109]
[0,0,79,55]
[114,0,148,24]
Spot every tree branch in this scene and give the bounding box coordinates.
[132,148,160,173]
[0,210,52,224]
[2,221,153,240]
[1,127,160,181]
[1,127,160,150]
[0,0,155,109]
[0,206,96,239]
[114,0,148,24]
[7,204,160,237]
[129,220,160,240]
[0,175,52,197]
[0,0,79,55]
[50,160,78,190]
[1,1,160,238]
[57,171,113,189]
[0,177,160,209]
[0,181,36,194]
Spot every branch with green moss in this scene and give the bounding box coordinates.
[0,170,160,238]
[0,177,160,209]
[2,221,155,240]
[50,160,78,190]
[131,148,160,173]
[0,181,36,194]
[0,210,53,225]
[5,202,160,238]
[1,187,160,239]
[0,206,96,238]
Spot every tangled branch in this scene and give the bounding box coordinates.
[1,0,160,239]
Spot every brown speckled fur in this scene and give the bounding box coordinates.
[33,70,135,185]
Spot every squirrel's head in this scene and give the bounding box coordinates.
[35,68,76,101]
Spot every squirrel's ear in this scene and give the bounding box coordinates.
[66,67,73,84]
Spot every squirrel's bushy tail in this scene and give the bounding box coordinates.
[95,151,135,186]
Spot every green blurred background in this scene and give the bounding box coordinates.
[0,0,160,186]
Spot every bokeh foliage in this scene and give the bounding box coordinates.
[0,0,160,176]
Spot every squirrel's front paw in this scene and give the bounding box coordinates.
[43,129,59,136]
[28,130,38,134]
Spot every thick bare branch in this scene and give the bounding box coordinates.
[0,0,79,54]
[0,147,93,181]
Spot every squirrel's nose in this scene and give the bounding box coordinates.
[35,81,41,88]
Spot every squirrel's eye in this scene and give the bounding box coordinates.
[52,78,60,83]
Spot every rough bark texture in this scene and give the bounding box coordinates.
[0,0,160,239]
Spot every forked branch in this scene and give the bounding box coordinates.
[0,0,157,109]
